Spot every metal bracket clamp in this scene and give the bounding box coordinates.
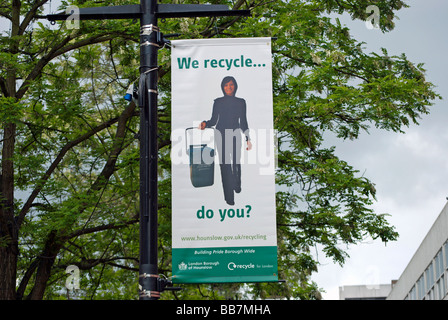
[140,24,159,35]
[139,289,161,299]
[139,273,161,299]
[140,24,171,48]
[139,273,159,279]
[140,41,161,48]
[138,274,182,298]
[140,24,161,47]
[157,276,182,293]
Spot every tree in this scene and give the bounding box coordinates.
[0,0,439,299]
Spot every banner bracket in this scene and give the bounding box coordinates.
[139,273,182,294]
[158,276,183,293]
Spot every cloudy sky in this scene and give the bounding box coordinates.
[2,0,447,300]
[312,0,448,299]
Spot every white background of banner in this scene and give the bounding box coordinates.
[171,38,276,249]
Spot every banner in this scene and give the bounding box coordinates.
[171,37,277,283]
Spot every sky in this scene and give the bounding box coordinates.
[2,0,448,300]
[311,0,448,299]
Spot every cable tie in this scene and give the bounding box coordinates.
[141,24,159,35]
[143,67,159,74]
[139,289,160,298]
[139,273,159,279]
[140,41,161,48]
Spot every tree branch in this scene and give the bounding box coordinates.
[19,0,49,36]
[16,32,130,100]
[24,100,137,299]
[16,111,124,227]
[275,50,370,83]
[57,256,139,272]
[63,216,138,241]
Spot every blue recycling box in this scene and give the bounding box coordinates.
[185,128,214,188]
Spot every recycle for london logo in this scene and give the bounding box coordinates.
[228,262,255,271]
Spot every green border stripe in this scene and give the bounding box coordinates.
[172,246,278,284]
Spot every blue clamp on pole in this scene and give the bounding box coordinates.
[124,83,134,101]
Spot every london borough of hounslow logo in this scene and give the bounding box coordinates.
[178,262,187,271]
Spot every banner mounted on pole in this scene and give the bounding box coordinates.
[171,37,277,284]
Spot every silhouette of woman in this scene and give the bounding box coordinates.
[199,76,252,205]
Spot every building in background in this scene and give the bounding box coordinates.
[387,202,448,300]
[339,284,392,300]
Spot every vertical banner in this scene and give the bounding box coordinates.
[171,38,277,283]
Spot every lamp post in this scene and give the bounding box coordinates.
[137,0,159,300]
[38,0,250,300]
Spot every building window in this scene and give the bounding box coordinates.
[409,285,417,300]
[425,262,435,293]
[445,273,448,297]
[445,241,448,269]
[417,275,425,300]
[435,250,443,279]
[436,276,445,300]
[443,276,446,299]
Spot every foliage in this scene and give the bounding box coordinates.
[0,0,440,300]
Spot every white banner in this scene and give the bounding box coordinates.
[171,37,277,283]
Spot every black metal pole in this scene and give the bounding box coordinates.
[138,0,159,300]
[38,1,249,300]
